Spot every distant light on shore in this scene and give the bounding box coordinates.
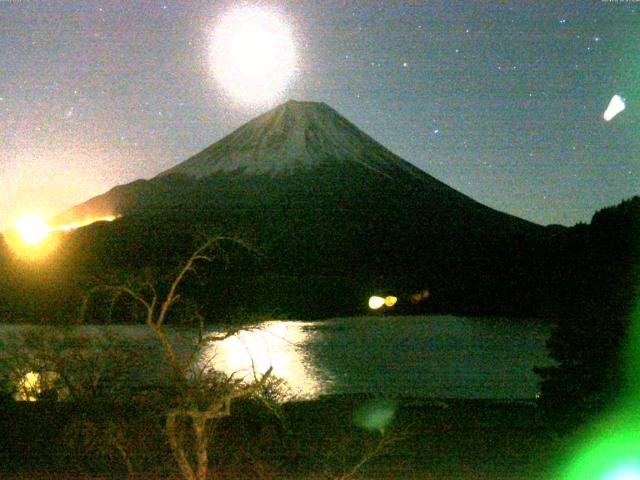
[56,215,118,232]
[368,296,385,310]
[5,213,119,260]
[368,295,398,309]
[384,296,398,307]
[15,214,50,245]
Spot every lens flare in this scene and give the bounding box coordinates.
[604,94,626,122]
[353,399,398,433]
[603,465,640,480]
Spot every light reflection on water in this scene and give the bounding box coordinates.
[198,316,552,399]
[0,316,552,400]
[198,321,323,399]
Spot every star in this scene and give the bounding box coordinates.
[402,62,408,67]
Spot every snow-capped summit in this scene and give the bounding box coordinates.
[158,100,426,180]
[56,99,536,234]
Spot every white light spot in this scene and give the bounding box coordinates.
[603,465,640,480]
[209,7,296,106]
[604,94,626,121]
[15,214,50,245]
[368,296,385,310]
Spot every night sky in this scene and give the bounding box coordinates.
[1,0,638,230]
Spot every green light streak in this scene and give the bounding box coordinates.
[558,410,640,479]
[557,301,640,479]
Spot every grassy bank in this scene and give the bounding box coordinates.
[0,394,566,479]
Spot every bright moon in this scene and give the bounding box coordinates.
[209,7,296,105]
[15,214,50,245]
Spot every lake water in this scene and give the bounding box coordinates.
[0,315,553,400]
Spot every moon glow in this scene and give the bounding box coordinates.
[209,7,297,105]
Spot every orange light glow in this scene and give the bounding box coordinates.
[384,296,398,307]
[55,215,118,231]
[410,289,430,304]
[15,214,50,245]
[5,213,119,260]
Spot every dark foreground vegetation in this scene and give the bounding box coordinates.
[0,394,563,480]
[0,197,638,478]
[0,185,638,322]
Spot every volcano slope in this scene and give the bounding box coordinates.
[43,101,555,319]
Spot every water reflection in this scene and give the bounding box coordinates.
[197,321,323,399]
[1,317,552,401]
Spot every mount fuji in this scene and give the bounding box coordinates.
[54,100,551,318]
